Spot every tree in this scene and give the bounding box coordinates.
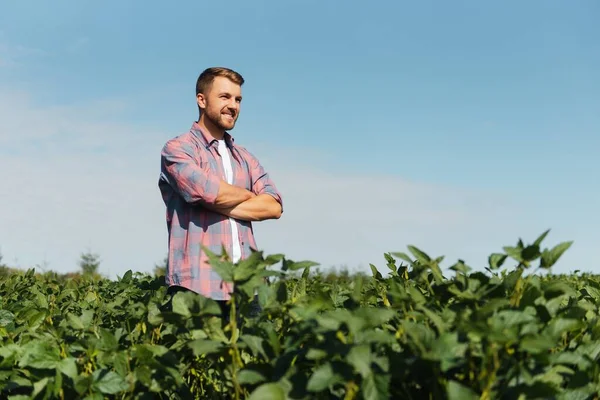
[0,250,6,277]
[0,248,16,278]
[154,255,167,277]
[78,249,101,276]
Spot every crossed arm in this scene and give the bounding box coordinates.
[209,181,282,221]
[161,140,283,222]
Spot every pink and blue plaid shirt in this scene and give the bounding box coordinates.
[158,122,283,300]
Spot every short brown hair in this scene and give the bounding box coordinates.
[196,67,245,95]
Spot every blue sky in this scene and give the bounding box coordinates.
[0,1,598,278]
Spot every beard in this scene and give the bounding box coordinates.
[204,106,237,131]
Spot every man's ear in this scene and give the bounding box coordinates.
[196,93,206,110]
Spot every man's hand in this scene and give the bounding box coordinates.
[216,193,282,221]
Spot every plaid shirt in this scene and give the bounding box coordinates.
[158,122,283,300]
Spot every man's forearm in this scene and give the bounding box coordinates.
[211,180,256,208]
[218,194,282,221]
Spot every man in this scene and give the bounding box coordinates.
[158,67,283,321]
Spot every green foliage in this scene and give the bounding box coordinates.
[0,232,598,399]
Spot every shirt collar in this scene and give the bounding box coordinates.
[190,121,235,149]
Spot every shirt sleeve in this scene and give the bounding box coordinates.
[246,151,283,212]
[160,138,221,205]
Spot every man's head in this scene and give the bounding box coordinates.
[196,67,245,133]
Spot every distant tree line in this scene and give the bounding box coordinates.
[0,247,363,283]
[0,246,171,280]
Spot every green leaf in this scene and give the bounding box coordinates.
[98,328,118,351]
[57,358,79,379]
[74,374,93,395]
[504,381,560,398]
[520,335,556,354]
[283,260,319,271]
[203,246,234,282]
[521,244,541,261]
[449,260,471,274]
[31,377,49,398]
[113,352,128,377]
[362,373,390,400]
[406,285,427,304]
[503,246,523,261]
[66,313,85,330]
[534,229,551,246]
[384,253,397,273]
[237,369,266,385]
[574,341,600,361]
[80,309,94,326]
[447,381,479,400]
[92,370,129,394]
[429,262,445,284]
[427,332,468,372]
[276,281,288,303]
[391,252,413,265]
[541,241,573,268]
[31,286,48,309]
[551,351,591,370]
[407,245,431,263]
[121,270,133,282]
[417,304,447,334]
[306,348,328,360]
[302,266,310,280]
[187,339,224,356]
[477,299,510,317]
[18,340,61,369]
[534,304,552,323]
[170,292,192,317]
[264,253,284,265]
[544,281,578,299]
[0,310,15,327]
[492,310,536,329]
[240,335,268,359]
[234,250,263,281]
[307,362,337,392]
[83,394,104,400]
[352,275,364,300]
[544,318,584,340]
[369,264,382,279]
[135,365,152,387]
[248,383,286,400]
[355,307,396,329]
[582,285,600,301]
[488,253,507,270]
[28,310,46,329]
[346,344,371,378]
[557,387,598,400]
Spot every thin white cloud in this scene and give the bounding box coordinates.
[0,86,583,280]
[0,34,45,68]
[244,155,520,273]
[66,37,89,53]
[0,88,166,277]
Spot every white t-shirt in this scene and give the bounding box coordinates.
[217,139,242,263]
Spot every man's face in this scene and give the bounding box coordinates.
[197,76,242,131]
